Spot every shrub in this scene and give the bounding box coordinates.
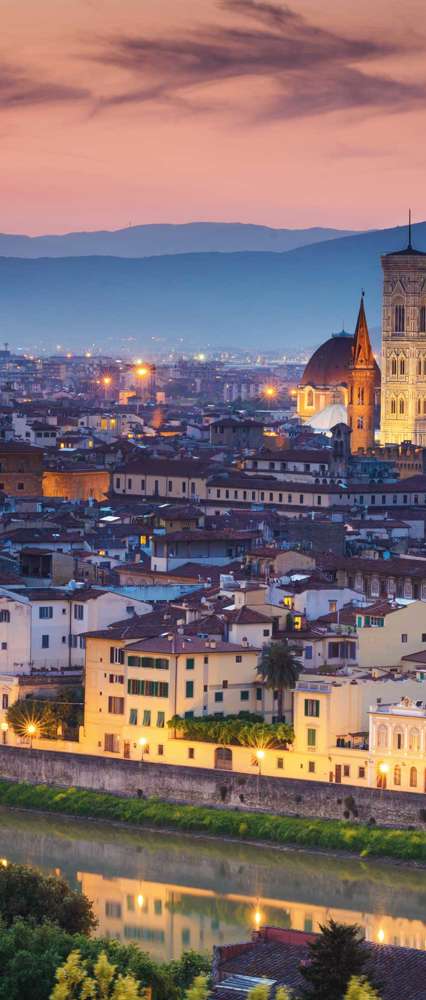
[0,862,96,935]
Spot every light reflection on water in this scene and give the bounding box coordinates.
[0,807,425,959]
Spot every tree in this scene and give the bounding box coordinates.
[247,986,270,1000]
[344,978,381,1000]
[299,919,371,1000]
[257,641,302,720]
[184,975,209,1000]
[0,863,96,935]
[0,920,210,1000]
[6,688,83,741]
[50,950,145,1000]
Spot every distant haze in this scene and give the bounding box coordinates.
[0,219,422,354]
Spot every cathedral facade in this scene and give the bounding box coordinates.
[380,236,426,445]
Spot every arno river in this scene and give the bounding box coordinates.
[0,807,425,959]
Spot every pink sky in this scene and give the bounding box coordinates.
[2,0,426,234]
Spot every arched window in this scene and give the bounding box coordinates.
[357,416,363,430]
[214,747,233,771]
[0,610,10,623]
[393,727,404,751]
[390,397,396,415]
[420,305,426,333]
[376,724,388,749]
[423,399,426,415]
[400,357,405,375]
[423,358,426,376]
[409,727,420,752]
[394,765,401,786]
[417,398,422,415]
[410,766,417,788]
[399,397,405,415]
[357,387,364,405]
[306,389,314,408]
[418,357,422,376]
[395,304,405,333]
[391,357,397,376]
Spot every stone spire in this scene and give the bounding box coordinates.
[352,293,374,369]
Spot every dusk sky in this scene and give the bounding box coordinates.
[3,0,426,234]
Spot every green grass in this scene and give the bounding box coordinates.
[0,780,425,862]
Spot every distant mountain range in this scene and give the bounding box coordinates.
[0,222,357,259]
[0,219,421,353]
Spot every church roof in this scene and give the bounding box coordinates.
[351,294,375,368]
[299,333,353,388]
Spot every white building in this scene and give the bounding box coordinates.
[0,586,152,673]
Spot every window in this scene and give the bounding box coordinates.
[305,645,313,660]
[358,767,365,779]
[236,655,242,663]
[263,628,270,637]
[108,696,124,715]
[188,747,195,760]
[399,357,405,375]
[395,303,405,333]
[328,642,340,659]
[142,709,151,726]
[391,357,397,375]
[157,711,165,728]
[109,674,124,684]
[394,765,401,786]
[203,655,209,664]
[390,397,396,415]
[73,604,84,620]
[157,744,164,756]
[222,679,228,689]
[401,633,408,643]
[104,733,119,753]
[343,765,350,777]
[277,757,284,770]
[394,727,403,750]
[240,690,249,702]
[422,633,426,642]
[256,687,262,701]
[127,679,169,697]
[420,305,426,332]
[214,691,223,703]
[41,634,49,649]
[185,681,194,698]
[357,416,363,430]
[110,647,125,665]
[129,708,138,726]
[308,761,315,773]
[409,727,420,752]
[307,728,316,748]
[2,694,8,709]
[304,699,320,718]
[299,495,304,504]
[0,610,9,623]
[1,642,6,650]
[399,397,405,415]
[410,766,417,788]
[39,607,53,619]
[17,483,24,491]
[376,724,388,749]
[186,657,194,670]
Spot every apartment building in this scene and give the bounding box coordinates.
[82,632,263,758]
[0,586,151,672]
[370,697,426,793]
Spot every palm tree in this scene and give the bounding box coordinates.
[257,641,302,721]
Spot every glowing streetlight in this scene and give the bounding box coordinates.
[137,893,144,909]
[253,906,262,929]
[0,858,7,868]
[103,376,112,386]
[26,722,37,749]
[377,928,385,944]
[263,386,277,398]
[379,762,389,774]
[135,366,148,378]
[378,761,389,791]
[139,736,148,764]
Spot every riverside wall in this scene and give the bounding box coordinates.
[0,745,425,828]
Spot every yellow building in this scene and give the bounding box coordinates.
[369,697,426,792]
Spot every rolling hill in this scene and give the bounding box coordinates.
[0,220,421,353]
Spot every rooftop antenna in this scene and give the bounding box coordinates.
[408,208,413,250]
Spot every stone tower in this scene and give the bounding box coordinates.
[347,295,376,452]
[380,221,426,445]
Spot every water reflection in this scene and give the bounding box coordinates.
[0,807,425,958]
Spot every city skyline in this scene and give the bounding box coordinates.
[2,0,426,233]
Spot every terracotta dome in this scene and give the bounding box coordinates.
[300,333,380,388]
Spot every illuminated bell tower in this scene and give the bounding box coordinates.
[380,215,426,445]
[347,294,376,452]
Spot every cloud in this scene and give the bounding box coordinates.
[93,0,425,121]
[0,65,89,110]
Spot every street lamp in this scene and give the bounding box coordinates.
[26,723,37,749]
[1,721,8,745]
[378,761,389,791]
[139,736,148,764]
[253,905,262,930]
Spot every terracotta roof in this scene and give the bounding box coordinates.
[125,635,260,655]
[224,606,273,625]
[214,927,426,1000]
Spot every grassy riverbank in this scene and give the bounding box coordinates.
[0,780,425,862]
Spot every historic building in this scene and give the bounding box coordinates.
[297,298,380,451]
[380,226,426,445]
